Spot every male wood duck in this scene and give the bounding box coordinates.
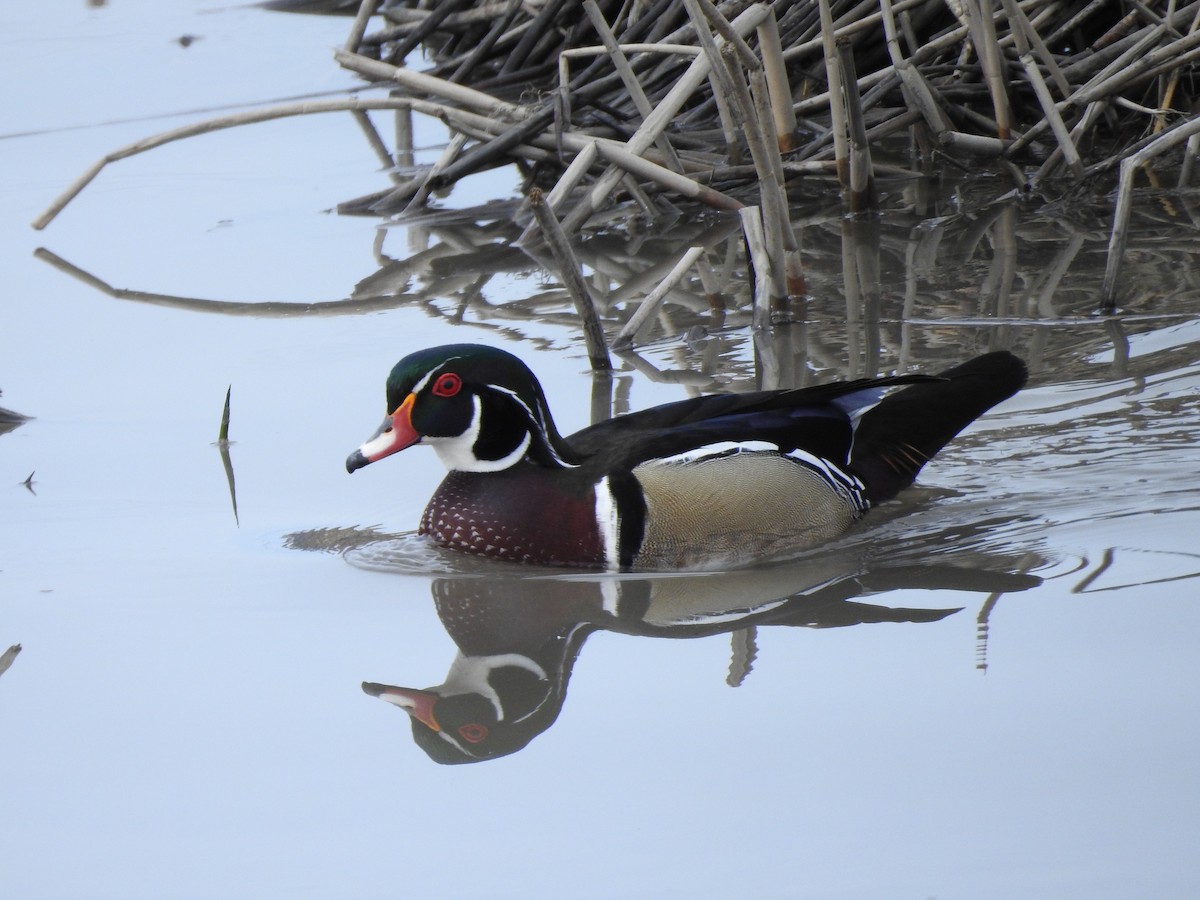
[346,344,1027,570]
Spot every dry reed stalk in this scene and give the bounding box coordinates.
[738,206,774,328]
[817,0,851,185]
[756,10,798,150]
[691,0,761,71]
[526,188,611,370]
[1180,132,1200,187]
[836,37,878,213]
[714,43,789,303]
[384,0,471,63]
[593,141,745,211]
[879,0,953,136]
[965,0,1013,139]
[33,97,437,230]
[748,65,806,297]
[344,0,381,52]
[448,0,524,83]
[683,0,744,161]
[1101,114,1200,309]
[393,102,415,168]
[1000,0,1082,180]
[350,109,400,178]
[517,142,600,245]
[334,49,528,121]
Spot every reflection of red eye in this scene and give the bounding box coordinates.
[432,372,462,398]
[458,723,488,743]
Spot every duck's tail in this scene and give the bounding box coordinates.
[849,351,1028,505]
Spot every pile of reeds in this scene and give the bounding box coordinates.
[33,0,1200,318]
[312,0,1200,309]
[322,0,1200,195]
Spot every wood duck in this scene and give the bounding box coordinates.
[346,344,1027,570]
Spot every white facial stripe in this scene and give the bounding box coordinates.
[440,653,548,722]
[488,384,578,469]
[411,356,465,395]
[428,394,531,472]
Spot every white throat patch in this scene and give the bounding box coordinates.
[428,394,530,472]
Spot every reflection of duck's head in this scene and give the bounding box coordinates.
[363,683,512,765]
[363,616,591,765]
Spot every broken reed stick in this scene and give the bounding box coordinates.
[611,245,707,349]
[715,45,788,304]
[333,49,529,122]
[398,130,471,212]
[32,97,429,230]
[526,188,612,371]
[836,37,878,213]
[738,206,774,329]
[344,0,381,53]
[593,141,745,211]
[756,9,797,151]
[817,0,850,185]
[966,0,1013,139]
[1100,114,1200,311]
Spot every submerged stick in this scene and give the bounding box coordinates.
[218,386,232,444]
[215,386,238,526]
[612,245,706,349]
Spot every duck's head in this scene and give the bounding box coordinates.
[346,343,578,474]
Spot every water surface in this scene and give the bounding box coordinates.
[2,3,1199,898]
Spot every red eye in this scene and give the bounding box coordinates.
[457,723,488,744]
[432,372,462,398]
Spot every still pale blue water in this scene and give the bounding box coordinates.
[2,3,1199,899]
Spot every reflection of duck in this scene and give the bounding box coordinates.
[364,552,1041,764]
[346,345,1027,570]
[0,390,29,438]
